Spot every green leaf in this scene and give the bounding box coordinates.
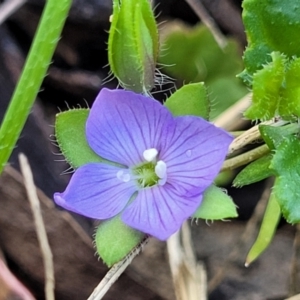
[244,52,285,120]
[164,83,210,119]
[280,57,300,117]
[245,191,281,266]
[192,185,237,220]
[55,109,103,169]
[271,136,300,223]
[233,154,274,187]
[260,123,300,150]
[241,0,300,81]
[95,216,145,267]
[159,22,247,119]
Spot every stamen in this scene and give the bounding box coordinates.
[143,148,158,162]
[116,170,131,182]
[155,160,167,179]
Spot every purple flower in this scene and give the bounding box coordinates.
[54,88,233,240]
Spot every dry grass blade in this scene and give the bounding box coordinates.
[87,237,149,300]
[184,0,227,49]
[213,93,251,131]
[285,295,300,300]
[19,153,55,300]
[0,0,27,25]
[167,222,207,300]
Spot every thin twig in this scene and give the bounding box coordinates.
[19,154,55,300]
[184,0,227,49]
[167,222,207,300]
[0,0,27,25]
[87,237,149,300]
[214,93,251,131]
[285,295,300,300]
[220,118,289,171]
[227,119,288,156]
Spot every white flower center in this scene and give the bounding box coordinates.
[116,148,167,186]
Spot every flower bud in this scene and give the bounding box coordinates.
[108,0,159,94]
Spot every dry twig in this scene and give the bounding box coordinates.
[87,237,149,300]
[214,93,251,131]
[19,153,55,300]
[184,0,227,49]
[285,295,300,300]
[167,222,207,300]
[0,0,27,25]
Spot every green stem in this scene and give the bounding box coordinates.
[0,0,72,174]
[221,144,270,172]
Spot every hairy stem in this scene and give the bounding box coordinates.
[0,0,72,174]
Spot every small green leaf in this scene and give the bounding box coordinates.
[245,191,281,266]
[244,52,285,120]
[95,216,145,267]
[164,83,210,119]
[55,109,103,168]
[192,185,237,220]
[280,57,300,117]
[271,136,300,223]
[260,123,300,150]
[159,22,247,119]
[233,154,274,187]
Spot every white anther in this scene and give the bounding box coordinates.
[143,148,158,162]
[117,170,131,182]
[155,160,167,179]
[158,177,167,186]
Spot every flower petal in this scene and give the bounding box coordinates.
[54,163,137,219]
[160,116,233,196]
[86,88,174,167]
[121,185,201,240]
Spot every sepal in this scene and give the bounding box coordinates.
[95,216,145,267]
[192,185,237,220]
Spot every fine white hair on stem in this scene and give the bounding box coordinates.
[19,153,55,300]
[0,0,26,25]
[87,237,149,300]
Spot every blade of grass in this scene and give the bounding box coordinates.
[0,0,72,174]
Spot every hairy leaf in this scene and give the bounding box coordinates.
[164,83,210,119]
[244,52,285,120]
[95,216,145,267]
[55,109,102,168]
[192,185,237,220]
[271,136,300,223]
[241,0,300,82]
[233,154,274,187]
